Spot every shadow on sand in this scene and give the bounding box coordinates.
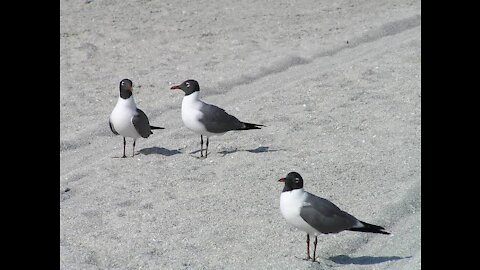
[328,255,411,265]
[188,146,282,157]
[218,146,284,156]
[139,147,182,156]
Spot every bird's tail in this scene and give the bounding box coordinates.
[237,122,265,130]
[348,220,390,235]
[150,125,165,130]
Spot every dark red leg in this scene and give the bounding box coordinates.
[205,137,209,158]
[122,137,126,158]
[312,236,318,262]
[132,139,136,157]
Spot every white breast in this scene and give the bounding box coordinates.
[181,93,218,137]
[110,97,141,139]
[280,189,320,236]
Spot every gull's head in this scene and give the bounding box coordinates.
[278,172,304,191]
[119,79,133,99]
[170,79,200,96]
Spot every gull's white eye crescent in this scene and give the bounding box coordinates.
[186,82,190,87]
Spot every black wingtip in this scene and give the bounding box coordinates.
[239,122,265,130]
[150,125,165,130]
[348,221,390,235]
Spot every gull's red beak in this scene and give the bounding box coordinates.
[170,85,181,90]
[278,178,286,182]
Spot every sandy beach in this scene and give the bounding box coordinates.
[60,0,421,269]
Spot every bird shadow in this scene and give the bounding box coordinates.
[138,147,182,156]
[189,149,202,155]
[328,255,411,265]
[111,156,128,159]
[218,146,284,156]
[187,146,282,158]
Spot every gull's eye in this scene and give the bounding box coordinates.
[186,82,190,87]
[294,178,299,183]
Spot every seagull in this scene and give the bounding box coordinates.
[170,79,264,158]
[278,172,389,262]
[109,79,164,158]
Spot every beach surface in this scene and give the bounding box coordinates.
[60,0,421,269]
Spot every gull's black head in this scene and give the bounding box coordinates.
[278,172,304,192]
[119,79,133,99]
[170,79,200,96]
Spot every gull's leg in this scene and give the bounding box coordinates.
[122,137,127,158]
[132,139,136,157]
[205,137,209,158]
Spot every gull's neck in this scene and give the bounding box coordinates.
[182,91,201,105]
[116,95,137,109]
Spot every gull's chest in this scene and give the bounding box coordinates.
[181,99,207,133]
[110,105,139,138]
[280,191,304,220]
[280,190,319,235]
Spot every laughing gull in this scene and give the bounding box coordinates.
[109,79,164,158]
[170,80,264,158]
[279,172,389,262]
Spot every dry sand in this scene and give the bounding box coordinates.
[60,0,421,269]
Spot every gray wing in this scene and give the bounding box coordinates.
[132,108,153,138]
[109,119,119,135]
[300,192,358,234]
[199,103,244,133]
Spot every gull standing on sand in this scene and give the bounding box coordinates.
[278,172,390,262]
[109,79,164,158]
[170,79,264,158]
